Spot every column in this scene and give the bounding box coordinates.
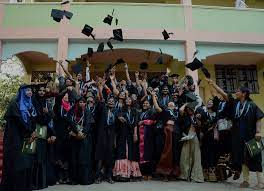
[56,1,71,75]
[184,40,199,94]
[180,0,192,5]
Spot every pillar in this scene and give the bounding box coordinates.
[56,1,71,75]
[180,0,192,5]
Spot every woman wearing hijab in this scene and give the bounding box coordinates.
[1,85,37,191]
[31,84,55,189]
[69,97,94,185]
[113,96,142,182]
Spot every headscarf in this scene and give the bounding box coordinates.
[17,85,36,125]
[62,99,71,112]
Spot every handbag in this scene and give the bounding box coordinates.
[245,138,264,158]
[217,119,232,131]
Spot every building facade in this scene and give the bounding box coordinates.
[0,0,264,110]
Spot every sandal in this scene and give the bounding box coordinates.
[240,181,250,188]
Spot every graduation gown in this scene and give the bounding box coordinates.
[1,99,36,191]
[231,100,264,172]
[94,103,117,161]
[115,108,139,161]
[69,108,94,185]
[31,96,54,189]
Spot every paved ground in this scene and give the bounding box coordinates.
[44,173,259,191]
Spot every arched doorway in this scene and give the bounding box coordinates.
[77,48,174,80]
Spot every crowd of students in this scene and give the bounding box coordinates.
[1,60,264,191]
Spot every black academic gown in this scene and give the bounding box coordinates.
[31,96,54,190]
[69,108,94,185]
[231,100,264,172]
[115,108,139,161]
[1,99,36,191]
[94,103,116,161]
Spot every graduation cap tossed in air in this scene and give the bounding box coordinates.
[103,9,117,26]
[51,9,73,22]
[186,58,211,79]
[107,40,114,51]
[82,24,96,40]
[110,29,123,42]
[97,42,105,52]
[140,62,148,70]
[87,47,93,57]
[162,29,174,40]
[71,63,83,75]
[156,48,163,65]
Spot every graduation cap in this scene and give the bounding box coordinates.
[186,58,211,79]
[82,24,95,40]
[61,0,70,5]
[186,101,199,111]
[112,29,123,42]
[64,10,73,20]
[162,29,173,40]
[107,40,114,51]
[51,9,64,22]
[87,47,93,57]
[169,74,180,78]
[97,42,104,52]
[140,62,148,70]
[103,9,115,25]
[71,63,83,75]
[156,48,163,65]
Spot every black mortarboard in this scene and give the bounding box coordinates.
[186,58,203,71]
[115,58,125,66]
[61,0,70,5]
[107,40,114,50]
[82,25,95,40]
[103,9,115,26]
[140,62,148,70]
[87,47,93,57]
[162,29,173,40]
[97,42,104,52]
[156,48,163,65]
[112,29,123,42]
[64,10,73,20]
[169,74,180,78]
[186,101,199,111]
[51,9,64,22]
[71,63,83,75]
[186,58,211,78]
[185,92,197,102]
[103,15,113,25]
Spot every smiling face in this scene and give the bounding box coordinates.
[142,100,151,110]
[207,100,214,109]
[162,86,169,95]
[107,97,115,108]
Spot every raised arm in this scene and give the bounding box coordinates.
[151,91,162,113]
[86,60,91,82]
[205,78,229,101]
[110,73,119,97]
[58,60,73,79]
[124,63,131,82]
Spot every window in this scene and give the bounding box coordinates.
[215,65,259,93]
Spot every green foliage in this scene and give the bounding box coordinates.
[0,74,23,128]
